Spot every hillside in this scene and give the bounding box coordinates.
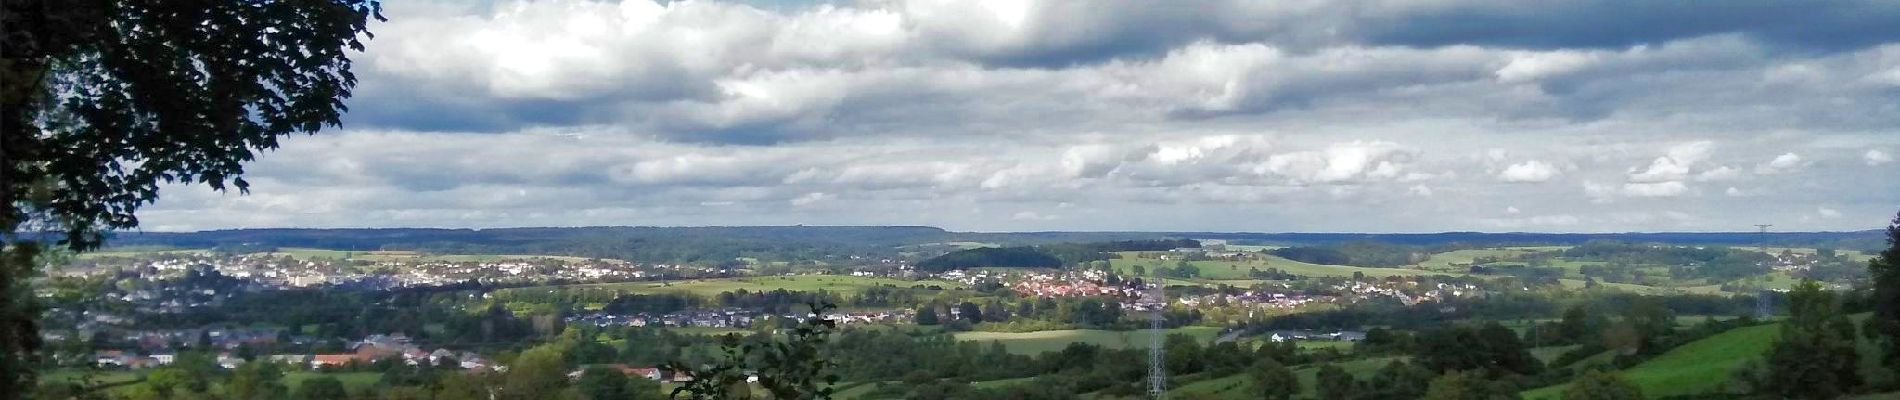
[1523,323,1779,399]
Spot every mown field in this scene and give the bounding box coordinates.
[951,326,1224,355]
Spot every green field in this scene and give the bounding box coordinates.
[1522,323,1779,399]
[1172,355,1406,399]
[284,371,382,391]
[40,370,380,396]
[951,327,1223,355]
[1414,248,1555,271]
[516,275,969,297]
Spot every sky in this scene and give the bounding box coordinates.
[140,0,1900,233]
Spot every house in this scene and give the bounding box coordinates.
[428,349,457,365]
[123,357,164,369]
[94,350,128,367]
[627,367,663,380]
[216,353,244,369]
[1266,330,1316,342]
[311,354,355,369]
[1330,331,1367,342]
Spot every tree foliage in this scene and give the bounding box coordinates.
[1868,210,1900,367]
[2,0,382,394]
[294,376,348,400]
[916,247,1063,271]
[669,302,840,400]
[1562,370,1643,400]
[1249,358,1299,400]
[1760,279,1860,399]
[1421,370,1517,400]
[1314,363,1356,400]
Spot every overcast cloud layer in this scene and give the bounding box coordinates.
[142,0,1900,233]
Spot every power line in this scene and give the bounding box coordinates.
[1754,224,1773,254]
[1147,271,1167,399]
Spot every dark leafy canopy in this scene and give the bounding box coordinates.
[916,247,1064,271]
[1,0,381,395]
[1869,210,1900,367]
[3,0,383,248]
[1563,370,1644,400]
[1762,280,1860,399]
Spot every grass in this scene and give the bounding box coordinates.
[40,370,380,397]
[951,326,1223,355]
[1172,355,1407,399]
[969,377,1037,389]
[513,275,969,297]
[1522,323,1780,399]
[284,371,382,392]
[1414,248,1550,271]
[1529,345,1581,363]
[39,369,143,386]
[830,381,885,399]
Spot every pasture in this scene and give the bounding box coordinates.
[1522,323,1779,399]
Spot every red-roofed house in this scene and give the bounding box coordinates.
[311,354,355,369]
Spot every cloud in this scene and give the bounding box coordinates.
[1498,160,1561,183]
[1818,207,1842,219]
[1627,141,1712,183]
[121,0,1900,233]
[1869,149,1894,166]
[1756,152,1808,174]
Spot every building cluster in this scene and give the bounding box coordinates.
[1263,329,1368,343]
[567,308,911,329]
[1337,280,1473,306]
[89,332,504,372]
[1008,270,1143,298]
[1174,291,1333,310]
[56,252,683,290]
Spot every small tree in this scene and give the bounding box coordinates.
[1563,370,1643,400]
[227,361,288,400]
[1761,279,1860,399]
[1364,360,1433,399]
[1422,370,1514,400]
[574,366,629,400]
[1249,358,1299,400]
[1315,363,1357,400]
[915,306,940,326]
[294,376,348,400]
